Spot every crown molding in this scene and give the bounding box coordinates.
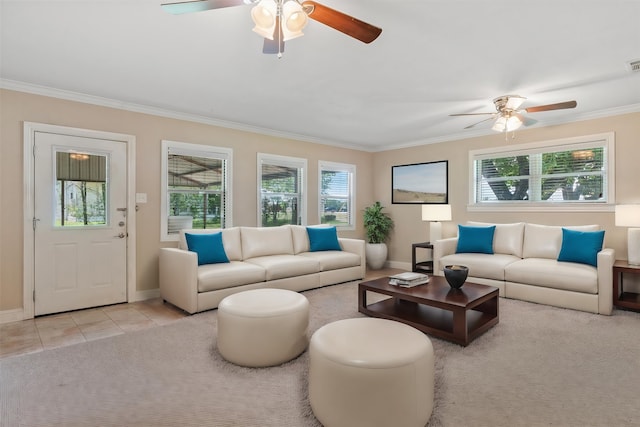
[3,79,639,153]
[373,103,640,152]
[0,79,371,152]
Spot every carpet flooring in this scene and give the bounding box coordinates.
[2,281,639,427]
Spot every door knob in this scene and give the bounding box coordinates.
[114,232,126,239]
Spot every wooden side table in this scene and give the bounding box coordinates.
[613,260,640,311]
[412,242,433,274]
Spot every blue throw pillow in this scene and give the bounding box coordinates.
[557,228,605,267]
[456,225,496,254]
[185,232,230,266]
[307,226,342,252]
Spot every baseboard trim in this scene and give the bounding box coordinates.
[132,288,160,302]
[386,260,412,271]
[0,291,161,324]
[0,308,25,324]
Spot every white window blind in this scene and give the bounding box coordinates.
[470,133,614,211]
[258,153,307,227]
[319,161,355,229]
[161,141,232,241]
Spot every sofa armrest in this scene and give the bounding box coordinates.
[433,237,458,276]
[596,248,615,315]
[339,238,366,279]
[159,247,199,314]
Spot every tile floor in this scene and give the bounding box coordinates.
[0,298,187,359]
[0,267,402,360]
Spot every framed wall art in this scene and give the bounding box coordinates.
[391,160,448,204]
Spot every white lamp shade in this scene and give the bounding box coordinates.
[251,0,277,39]
[628,228,640,265]
[616,205,640,265]
[492,114,523,132]
[615,205,640,227]
[281,1,307,41]
[422,205,451,243]
[422,204,452,222]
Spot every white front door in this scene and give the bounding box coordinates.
[33,131,128,316]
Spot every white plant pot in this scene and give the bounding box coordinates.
[365,243,388,270]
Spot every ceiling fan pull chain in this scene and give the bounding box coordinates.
[277,13,283,59]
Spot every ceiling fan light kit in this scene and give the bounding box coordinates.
[491,114,523,133]
[450,94,577,136]
[281,1,308,38]
[251,0,308,41]
[161,0,382,57]
[251,0,277,38]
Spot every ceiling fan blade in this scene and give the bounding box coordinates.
[524,100,577,113]
[301,1,382,43]
[263,38,285,54]
[263,16,285,55]
[514,113,537,127]
[161,0,249,14]
[464,116,496,129]
[449,112,495,116]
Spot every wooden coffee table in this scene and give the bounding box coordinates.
[358,275,499,346]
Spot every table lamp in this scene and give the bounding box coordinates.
[615,204,640,265]
[421,204,452,243]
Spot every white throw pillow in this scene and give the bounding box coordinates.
[240,226,294,259]
[467,221,525,258]
[522,223,600,259]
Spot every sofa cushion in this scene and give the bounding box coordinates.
[245,255,320,280]
[505,258,598,294]
[185,232,229,265]
[197,261,266,292]
[522,224,600,260]
[240,226,294,259]
[557,228,605,267]
[179,227,242,261]
[299,251,361,271]
[307,226,342,252]
[439,253,520,281]
[456,225,495,254]
[467,222,525,257]
[290,225,311,254]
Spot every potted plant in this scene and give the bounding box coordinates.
[363,201,394,269]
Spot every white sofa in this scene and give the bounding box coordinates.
[159,225,365,314]
[433,222,614,315]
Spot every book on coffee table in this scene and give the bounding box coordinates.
[389,272,430,287]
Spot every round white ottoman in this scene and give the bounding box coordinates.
[217,288,309,367]
[309,318,434,427]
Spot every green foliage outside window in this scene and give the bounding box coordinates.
[478,147,604,202]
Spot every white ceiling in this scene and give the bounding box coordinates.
[2,0,639,151]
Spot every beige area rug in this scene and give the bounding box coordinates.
[2,281,640,427]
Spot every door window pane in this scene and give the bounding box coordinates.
[55,151,107,227]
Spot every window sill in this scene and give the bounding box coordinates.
[468,203,615,213]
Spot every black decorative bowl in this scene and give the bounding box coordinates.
[443,265,469,289]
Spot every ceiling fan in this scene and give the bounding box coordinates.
[450,95,577,133]
[161,0,382,57]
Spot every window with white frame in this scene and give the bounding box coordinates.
[258,153,306,227]
[161,140,232,241]
[470,133,614,210]
[319,161,355,229]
